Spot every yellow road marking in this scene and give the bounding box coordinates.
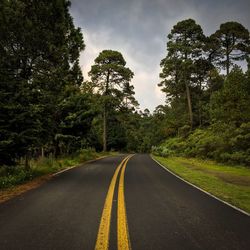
[95,155,130,250]
[117,155,133,250]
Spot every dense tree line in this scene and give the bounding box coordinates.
[1,1,249,167]
[0,0,149,167]
[0,0,87,166]
[153,19,250,165]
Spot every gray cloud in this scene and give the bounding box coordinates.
[70,0,250,111]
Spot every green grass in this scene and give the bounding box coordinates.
[0,149,117,190]
[152,155,250,214]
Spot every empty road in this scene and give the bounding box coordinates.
[0,154,249,250]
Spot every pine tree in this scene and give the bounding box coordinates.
[159,19,205,129]
[0,0,85,165]
[88,50,134,151]
[210,22,249,75]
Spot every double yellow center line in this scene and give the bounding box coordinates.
[95,155,133,250]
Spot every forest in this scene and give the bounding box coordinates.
[0,0,250,175]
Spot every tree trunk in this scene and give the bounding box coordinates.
[198,99,202,127]
[103,105,107,152]
[226,39,230,76]
[184,44,193,130]
[198,81,202,127]
[185,83,193,129]
[53,140,60,158]
[41,147,44,158]
[25,153,30,170]
[103,70,110,152]
[226,52,230,76]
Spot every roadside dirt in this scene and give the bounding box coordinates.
[0,175,52,204]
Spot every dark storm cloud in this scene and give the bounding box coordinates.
[70,0,250,111]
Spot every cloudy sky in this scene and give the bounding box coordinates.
[70,0,250,111]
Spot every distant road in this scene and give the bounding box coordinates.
[0,154,249,250]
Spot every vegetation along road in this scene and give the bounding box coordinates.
[0,154,249,250]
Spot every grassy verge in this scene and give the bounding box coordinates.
[0,149,117,190]
[152,155,250,214]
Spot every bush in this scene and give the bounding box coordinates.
[78,148,98,162]
[0,167,34,189]
[0,148,107,190]
[152,122,250,166]
[178,125,191,138]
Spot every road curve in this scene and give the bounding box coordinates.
[0,154,249,250]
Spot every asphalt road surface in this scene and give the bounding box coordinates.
[0,154,249,250]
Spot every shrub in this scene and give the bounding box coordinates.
[178,125,191,138]
[0,167,34,189]
[152,122,250,166]
[78,148,98,162]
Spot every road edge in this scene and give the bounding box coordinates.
[151,155,250,217]
[52,155,110,177]
[0,155,118,204]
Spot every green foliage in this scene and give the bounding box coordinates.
[153,122,250,166]
[210,67,250,125]
[210,21,250,74]
[0,0,85,165]
[0,149,113,189]
[159,19,207,128]
[0,167,34,189]
[88,50,136,151]
[1,7,250,177]
[88,50,134,101]
[78,148,101,162]
[155,19,250,167]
